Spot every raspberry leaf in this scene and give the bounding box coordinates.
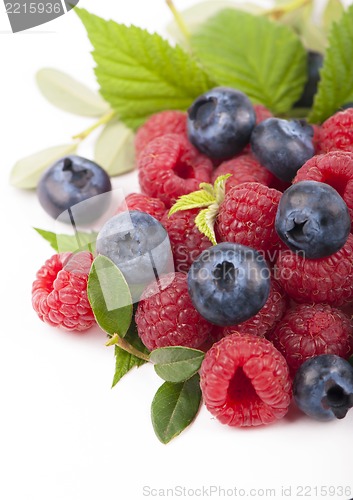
[195,207,217,245]
[94,119,135,176]
[168,189,215,216]
[75,8,215,130]
[191,9,307,113]
[308,5,353,123]
[33,228,97,254]
[112,322,149,388]
[150,347,205,383]
[36,68,110,117]
[151,374,202,444]
[88,255,133,337]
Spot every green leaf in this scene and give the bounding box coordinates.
[323,0,344,33]
[308,5,353,123]
[36,68,110,117]
[195,206,218,245]
[94,119,135,176]
[112,321,149,387]
[87,255,132,337]
[75,7,215,130]
[166,0,266,45]
[168,189,215,216]
[191,9,307,113]
[150,347,205,383]
[34,228,97,253]
[10,143,77,189]
[151,374,202,444]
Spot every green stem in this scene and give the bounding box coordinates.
[265,0,311,20]
[72,110,115,141]
[106,334,150,362]
[166,0,191,42]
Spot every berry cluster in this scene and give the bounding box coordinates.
[32,86,353,433]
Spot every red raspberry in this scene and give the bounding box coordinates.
[217,182,283,258]
[161,209,212,273]
[200,334,292,426]
[32,252,95,332]
[254,104,273,124]
[135,272,212,351]
[138,134,213,208]
[293,151,353,222]
[268,303,353,376]
[116,193,166,221]
[135,110,187,157]
[224,280,288,338]
[319,109,353,153]
[212,154,275,193]
[275,234,353,306]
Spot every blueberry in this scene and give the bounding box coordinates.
[250,118,314,182]
[294,51,323,109]
[96,210,172,287]
[275,180,350,259]
[187,242,270,326]
[293,354,353,421]
[37,155,112,223]
[187,87,256,159]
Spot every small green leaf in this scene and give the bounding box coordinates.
[10,143,77,189]
[94,119,135,176]
[112,321,149,387]
[34,228,97,253]
[168,189,215,216]
[323,0,344,33]
[150,347,205,383]
[191,9,307,113]
[195,206,218,245]
[36,68,110,117]
[87,255,132,337]
[75,8,215,130]
[308,5,353,123]
[151,374,202,444]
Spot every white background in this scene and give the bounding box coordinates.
[1,1,353,500]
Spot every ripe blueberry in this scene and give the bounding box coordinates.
[37,155,112,223]
[96,210,172,287]
[250,118,314,182]
[275,180,351,259]
[293,354,353,421]
[187,87,256,159]
[187,242,270,326]
[294,51,323,109]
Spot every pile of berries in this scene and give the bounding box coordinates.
[32,86,353,431]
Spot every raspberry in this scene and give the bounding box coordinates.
[200,334,292,426]
[138,134,213,208]
[224,280,288,338]
[32,252,95,332]
[116,193,166,221]
[319,109,353,153]
[275,234,353,306]
[135,272,212,351]
[212,154,275,193]
[268,303,353,376]
[217,182,283,258]
[293,151,353,222]
[161,209,212,273]
[135,110,187,157]
[254,104,273,124]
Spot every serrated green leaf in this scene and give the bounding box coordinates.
[112,321,149,387]
[323,0,344,34]
[166,0,266,45]
[87,255,132,337]
[10,143,77,189]
[36,68,110,117]
[34,228,97,253]
[150,347,205,383]
[75,8,215,130]
[214,174,231,204]
[308,5,353,123]
[168,189,215,216]
[95,119,135,176]
[191,9,307,113]
[151,374,202,444]
[195,206,218,245]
